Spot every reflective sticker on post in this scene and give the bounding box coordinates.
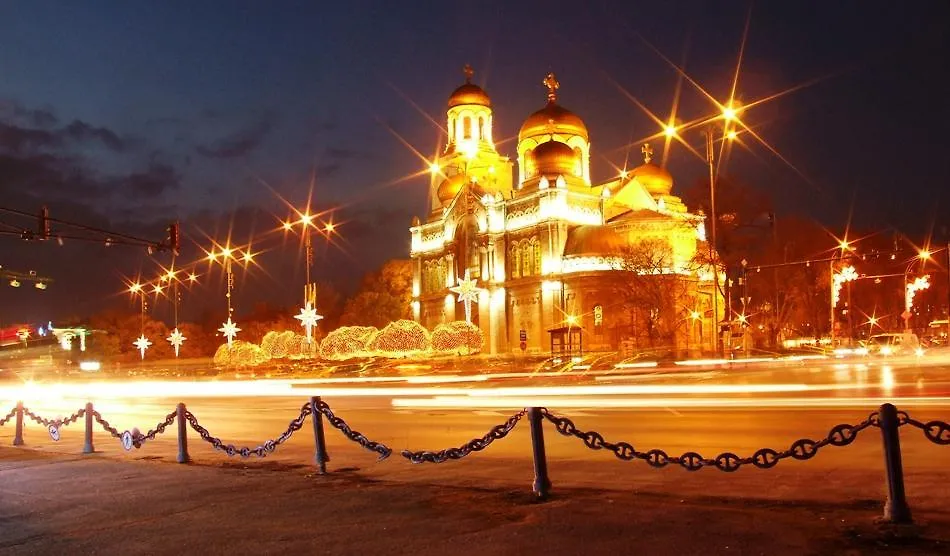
[48,424,60,442]
[121,431,134,451]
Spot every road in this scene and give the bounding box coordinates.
[1,353,949,516]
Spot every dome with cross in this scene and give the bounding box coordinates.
[628,143,673,196]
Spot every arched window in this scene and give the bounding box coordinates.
[524,149,535,178]
[573,147,583,176]
[448,116,455,142]
[510,242,521,279]
[521,241,533,276]
[463,116,472,139]
[478,116,485,140]
[533,239,542,275]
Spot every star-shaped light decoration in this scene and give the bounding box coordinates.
[294,302,324,343]
[166,327,187,357]
[218,317,241,347]
[133,334,152,360]
[449,269,485,323]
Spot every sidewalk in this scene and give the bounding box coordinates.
[0,447,947,555]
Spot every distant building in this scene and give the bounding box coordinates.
[409,66,722,354]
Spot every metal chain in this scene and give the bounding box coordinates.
[402,410,526,464]
[0,407,16,427]
[131,411,179,448]
[313,399,392,460]
[540,408,880,472]
[184,402,311,458]
[897,410,950,445]
[22,406,86,428]
[92,410,123,438]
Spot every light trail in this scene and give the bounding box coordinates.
[391,396,950,410]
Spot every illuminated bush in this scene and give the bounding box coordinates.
[260,331,279,355]
[287,333,319,359]
[367,319,430,357]
[213,340,269,367]
[320,326,378,360]
[431,321,483,354]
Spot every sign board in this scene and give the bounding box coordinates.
[519,329,527,342]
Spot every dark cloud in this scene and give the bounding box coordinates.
[0,122,58,153]
[62,120,126,151]
[118,162,180,198]
[0,152,107,200]
[196,118,274,159]
[0,100,58,128]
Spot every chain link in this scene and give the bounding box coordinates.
[540,408,879,472]
[185,402,311,457]
[92,410,123,438]
[0,407,16,427]
[132,411,179,448]
[313,399,392,460]
[897,411,950,445]
[21,406,86,428]
[401,410,526,464]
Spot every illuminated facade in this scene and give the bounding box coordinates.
[410,66,721,354]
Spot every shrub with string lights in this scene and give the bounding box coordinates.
[213,340,269,367]
[320,326,379,360]
[431,320,483,354]
[366,319,430,357]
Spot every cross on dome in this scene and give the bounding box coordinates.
[543,72,559,103]
[641,143,653,164]
[463,63,474,83]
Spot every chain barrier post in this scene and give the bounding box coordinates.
[13,401,24,446]
[310,396,330,473]
[176,402,190,464]
[879,403,912,524]
[82,402,95,453]
[528,407,551,500]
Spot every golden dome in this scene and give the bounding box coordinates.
[532,140,577,175]
[629,162,673,196]
[563,225,625,257]
[448,83,491,108]
[436,173,467,205]
[519,103,588,142]
[448,64,491,108]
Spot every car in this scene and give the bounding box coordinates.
[867,332,921,356]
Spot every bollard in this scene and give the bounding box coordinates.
[13,401,24,446]
[310,396,330,474]
[879,403,912,524]
[528,407,551,500]
[82,402,95,454]
[176,403,190,464]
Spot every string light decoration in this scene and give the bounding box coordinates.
[133,334,152,360]
[366,319,431,356]
[320,326,379,360]
[219,317,241,347]
[295,302,323,343]
[449,269,484,323]
[167,328,187,357]
[905,275,930,315]
[213,340,269,368]
[431,321,483,354]
[832,265,858,307]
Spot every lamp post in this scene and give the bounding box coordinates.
[283,210,330,343]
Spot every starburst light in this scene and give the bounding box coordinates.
[449,269,484,323]
[219,317,241,347]
[133,334,152,360]
[167,328,187,357]
[294,302,324,342]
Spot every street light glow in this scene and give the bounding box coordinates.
[152,284,164,294]
[726,130,738,140]
[690,311,701,320]
[919,249,931,260]
[324,222,335,233]
[188,273,198,283]
[282,221,293,231]
[664,125,677,138]
[242,251,254,263]
[429,162,440,174]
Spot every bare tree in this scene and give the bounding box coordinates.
[608,240,701,350]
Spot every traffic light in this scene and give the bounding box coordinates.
[38,206,51,240]
[167,221,180,255]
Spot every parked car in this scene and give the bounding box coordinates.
[866,332,921,356]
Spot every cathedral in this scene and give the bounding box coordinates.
[409,66,721,355]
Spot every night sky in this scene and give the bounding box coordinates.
[2,1,948,325]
